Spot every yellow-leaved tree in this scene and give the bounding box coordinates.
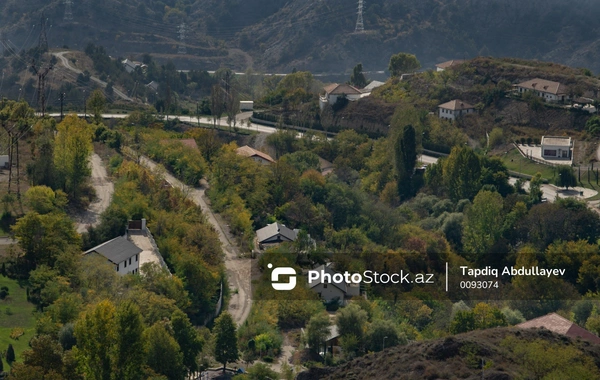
[53,114,93,199]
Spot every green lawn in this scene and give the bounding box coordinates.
[0,275,37,370]
[498,148,556,180]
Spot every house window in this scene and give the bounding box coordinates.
[324,284,328,288]
[116,263,119,271]
[129,258,132,265]
[544,149,557,157]
[135,254,138,262]
[124,260,127,268]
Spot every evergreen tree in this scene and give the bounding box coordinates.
[349,63,367,88]
[6,343,15,363]
[442,146,482,201]
[394,124,417,201]
[213,312,238,373]
[171,309,203,376]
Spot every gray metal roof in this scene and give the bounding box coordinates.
[256,222,297,244]
[85,236,142,264]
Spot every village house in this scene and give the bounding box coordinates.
[435,59,465,72]
[121,59,146,74]
[256,222,299,248]
[438,99,475,121]
[308,263,361,304]
[541,136,572,159]
[236,145,275,165]
[514,78,570,103]
[319,83,365,110]
[84,235,142,275]
[517,313,600,344]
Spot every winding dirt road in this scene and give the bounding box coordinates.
[75,153,115,233]
[138,155,252,326]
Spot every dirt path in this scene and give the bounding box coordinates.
[75,153,115,233]
[270,333,295,373]
[138,155,252,326]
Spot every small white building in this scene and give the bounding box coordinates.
[85,236,142,275]
[541,136,572,159]
[435,60,465,72]
[308,263,361,304]
[240,101,254,111]
[236,145,275,165]
[438,99,475,121]
[514,78,570,103]
[319,83,364,110]
[122,59,146,74]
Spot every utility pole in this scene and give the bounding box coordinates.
[178,22,187,55]
[355,0,365,33]
[59,92,65,121]
[64,0,74,22]
[31,61,53,116]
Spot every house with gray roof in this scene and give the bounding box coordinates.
[308,263,361,304]
[256,222,298,248]
[517,312,600,344]
[541,136,572,160]
[85,236,142,275]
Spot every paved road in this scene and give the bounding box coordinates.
[138,155,252,326]
[74,153,115,233]
[52,51,133,101]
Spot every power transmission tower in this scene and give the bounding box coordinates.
[178,22,187,54]
[31,61,53,116]
[64,0,74,21]
[38,13,49,52]
[355,0,365,33]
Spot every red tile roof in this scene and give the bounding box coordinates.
[438,99,475,111]
[323,83,362,95]
[515,78,568,95]
[236,145,275,163]
[517,313,600,344]
[435,60,465,69]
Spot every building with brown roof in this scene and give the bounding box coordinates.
[435,60,465,72]
[236,145,275,165]
[319,83,366,110]
[438,99,476,121]
[517,313,600,344]
[514,78,570,103]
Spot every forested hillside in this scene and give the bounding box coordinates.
[2,0,600,73]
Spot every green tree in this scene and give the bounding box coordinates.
[21,335,64,375]
[388,53,421,77]
[114,302,146,380]
[74,300,117,380]
[305,312,331,353]
[171,309,203,376]
[6,343,15,363]
[145,323,185,380]
[462,190,505,263]
[213,312,239,373]
[24,186,66,214]
[367,319,404,352]
[246,362,279,380]
[336,303,368,353]
[87,89,106,123]
[442,146,482,201]
[394,124,417,200]
[349,63,367,88]
[529,172,544,205]
[555,165,577,189]
[53,114,93,198]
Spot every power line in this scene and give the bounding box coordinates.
[355,0,365,33]
[38,13,49,52]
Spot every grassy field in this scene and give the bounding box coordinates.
[498,148,557,180]
[0,275,36,370]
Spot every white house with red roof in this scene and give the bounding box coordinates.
[514,78,570,103]
[438,99,476,121]
[319,83,367,110]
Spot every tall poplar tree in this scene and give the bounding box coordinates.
[394,124,417,201]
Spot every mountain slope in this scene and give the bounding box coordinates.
[2,0,600,73]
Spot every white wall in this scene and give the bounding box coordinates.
[115,253,140,275]
[312,283,346,302]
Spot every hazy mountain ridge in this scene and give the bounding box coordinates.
[2,0,600,73]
